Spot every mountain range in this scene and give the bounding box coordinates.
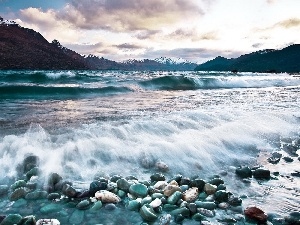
[195,45,300,73]
[0,16,299,72]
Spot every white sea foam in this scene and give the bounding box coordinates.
[45,71,76,79]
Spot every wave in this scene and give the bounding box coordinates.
[139,74,300,90]
[0,85,132,99]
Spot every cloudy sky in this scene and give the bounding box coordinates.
[1,0,299,63]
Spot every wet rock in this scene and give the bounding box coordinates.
[170,174,183,183]
[180,177,191,186]
[95,190,121,203]
[163,204,178,211]
[151,193,164,199]
[174,213,185,223]
[198,192,208,200]
[167,191,182,205]
[192,213,205,221]
[195,201,216,210]
[150,198,161,208]
[187,202,197,214]
[90,201,103,211]
[284,211,300,225]
[11,180,27,191]
[40,203,62,214]
[204,183,217,195]
[153,181,168,190]
[283,156,294,163]
[291,171,300,177]
[0,214,22,225]
[197,208,215,217]
[267,152,282,164]
[164,184,181,197]
[218,202,230,209]
[36,219,60,225]
[47,193,61,200]
[150,173,165,182]
[25,190,48,200]
[105,203,117,210]
[236,166,252,178]
[107,182,117,191]
[171,207,190,217]
[129,183,148,198]
[12,199,27,208]
[48,173,63,188]
[76,190,91,198]
[22,155,39,173]
[156,161,169,172]
[63,184,77,198]
[69,209,84,224]
[228,196,242,206]
[244,206,268,223]
[253,168,271,179]
[141,196,152,205]
[127,199,141,211]
[139,205,158,222]
[10,187,27,201]
[117,190,126,198]
[110,175,122,183]
[182,187,198,202]
[190,179,205,192]
[180,185,189,192]
[21,215,36,225]
[216,184,226,191]
[76,199,90,210]
[116,178,131,192]
[89,181,107,195]
[159,214,171,225]
[0,185,9,197]
[214,190,229,202]
[25,167,39,180]
[209,178,224,186]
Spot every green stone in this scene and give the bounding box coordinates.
[25,190,48,200]
[151,193,164,199]
[40,203,62,214]
[127,200,141,211]
[171,207,190,217]
[0,214,22,225]
[10,187,27,201]
[192,213,205,221]
[141,197,152,205]
[12,199,27,208]
[69,209,85,224]
[129,183,148,198]
[214,190,229,202]
[195,201,216,210]
[198,192,208,200]
[11,180,27,191]
[76,199,90,210]
[167,191,182,205]
[25,167,39,180]
[139,205,158,222]
[163,204,178,211]
[117,190,126,198]
[89,201,103,212]
[116,178,131,192]
[236,166,252,178]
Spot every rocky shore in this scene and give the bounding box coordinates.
[0,136,299,225]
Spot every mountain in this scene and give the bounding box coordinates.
[0,19,88,70]
[83,54,121,70]
[195,45,300,73]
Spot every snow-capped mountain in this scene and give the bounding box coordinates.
[154,57,194,65]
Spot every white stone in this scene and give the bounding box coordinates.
[156,161,169,172]
[154,181,168,190]
[36,219,60,225]
[95,190,121,203]
[182,187,198,202]
[149,198,162,208]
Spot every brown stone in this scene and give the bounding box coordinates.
[244,206,268,223]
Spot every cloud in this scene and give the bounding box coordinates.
[57,0,203,31]
[168,29,218,41]
[275,18,300,28]
[114,43,143,49]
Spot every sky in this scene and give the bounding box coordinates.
[0,0,299,63]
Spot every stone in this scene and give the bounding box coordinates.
[228,196,242,206]
[253,168,271,179]
[151,193,164,199]
[89,181,107,195]
[204,183,217,195]
[110,175,122,183]
[267,152,282,164]
[191,179,206,192]
[174,213,185,223]
[95,190,121,203]
[76,199,90,210]
[182,187,198,202]
[192,213,205,221]
[216,184,226,191]
[179,177,191,186]
[155,161,169,172]
[218,202,230,209]
[0,214,22,225]
[69,209,84,224]
[47,193,61,200]
[63,184,77,198]
[22,215,36,225]
[171,207,190,217]
[139,205,158,222]
[180,185,189,192]
[10,187,27,201]
[90,201,103,211]
[195,201,216,210]
[40,203,62,214]
[36,219,60,225]
[11,180,27,191]
[170,174,182,183]
[244,206,268,223]
[48,173,63,187]
[236,166,252,178]
[284,211,300,225]
[104,203,117,210]
[127,199,141,211]
[187,203,197,214]
[107,182,117,191]
[164,184,181,197]
[150,173,165,182]
[12,199,27,208]
[198,192,208,200]
[25,190,48,200]
[197,208,215,217]
[129,183,148,198]
[283,156,294,163]
[117,190,126,198]
[159,214,171,225]
[0,185,9,197]
[209,178,224,186]
[214,190,229,202]
[167,191,182,205]
[153,181,168,190]
[116,178,131,192]
[149,198,162,208]
[163,204,178,211]
[22,155,39,173]
[25,167,39,180]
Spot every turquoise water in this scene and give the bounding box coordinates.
[0,70,299,222]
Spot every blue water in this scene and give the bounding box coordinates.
[0,70,299,219]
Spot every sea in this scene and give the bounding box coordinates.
[0,70,299,224]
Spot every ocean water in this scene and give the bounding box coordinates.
[0,70,299,222]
